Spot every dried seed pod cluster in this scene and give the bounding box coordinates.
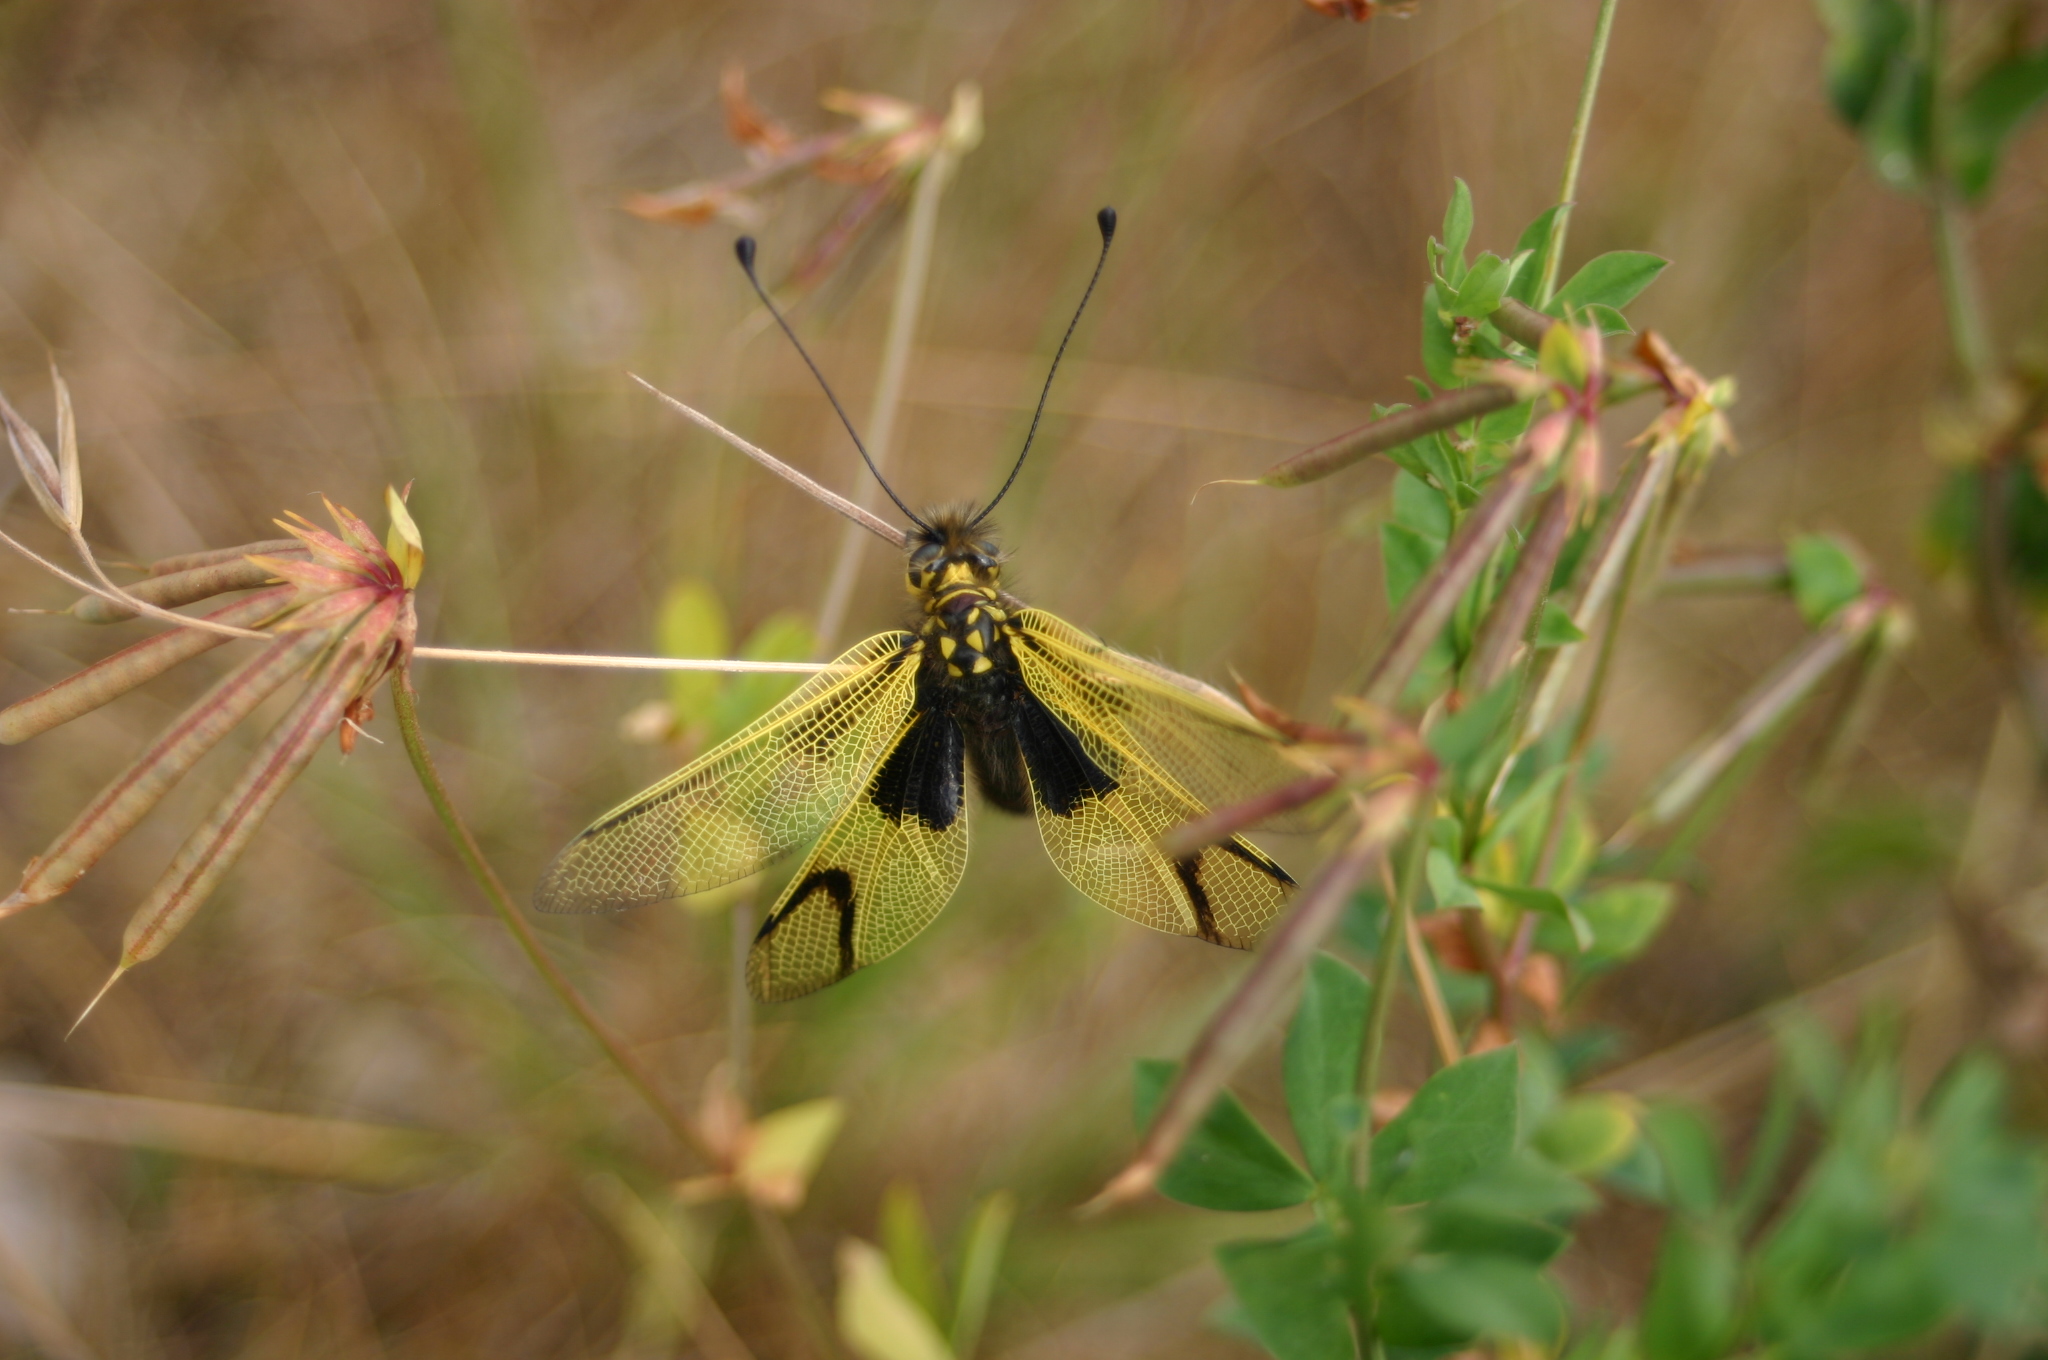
[2,488,422,1019]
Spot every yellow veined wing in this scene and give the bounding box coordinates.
[535,632,918,913]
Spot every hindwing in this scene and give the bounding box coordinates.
[1009,610,1299,948]
[1011,609,1322,834]
[535,632,919,913]
[748,704,970,1001]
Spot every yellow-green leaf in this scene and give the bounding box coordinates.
[837,1238,957,1360]
[384,485,424,588]
[737,1096,845,1211]
[656,580,731,722]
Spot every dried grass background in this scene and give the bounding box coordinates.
[0,0,2044,1356]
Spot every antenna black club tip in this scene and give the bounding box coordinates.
[735,236,758,270]
[1096,207,1117,242]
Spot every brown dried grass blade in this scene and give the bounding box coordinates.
[0,1079,466,1186]
[630,375,909,548]
[0,375,78,532]
[0,586,296,745]
[6,629,328,915]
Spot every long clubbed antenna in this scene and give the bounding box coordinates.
[734,237,931,533]
[969,206,1117,529]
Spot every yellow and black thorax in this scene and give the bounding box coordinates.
[905,512,1021,682]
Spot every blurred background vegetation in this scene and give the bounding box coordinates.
[0,0,2044,1356]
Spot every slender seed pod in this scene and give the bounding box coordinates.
[113,596,401,971]
[0,587,298,744]
[71,554,305,624]
[146,539,302,578]
[5,629,330,913]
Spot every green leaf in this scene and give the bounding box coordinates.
[837,1238,957,1360]
[1448,253,1511,319]
[1426,850,1483,912]
[1860,43,1935,189]
[1419,1201,1570,1265]
[1384,1255,1566,1346]
[1533,600,1586,649]
[880,1182,947,1327]
[1284,953,1372,1184]
[1434,1151,1600,1222]
[656,579,731,721]
[1426,679,1517,793]
[1392,466,1453,537]
[1584,302,1634,335]
[1134,1059,1314,1212]
[1372,1047,1519,1204]
[1470,878,1592,952]
[1505,206,1565,307]
[948,1191,1014,1360]
[1639,1219,1740,1360]
[710,610,816,743]
[1441,178,1474,277]
[1551,251,1668,315]
[1537,322,1590,388]
[1216,1229,1354,1360]
[1641,1105,1722,1218]
[1816,0,1915,127]
[1787,533,1865,626]
[1381,523,1441,611]
[1949,47,2048,200]
[1575,881,1676,964]
[1422,283,1458,387]
[1533,1094,1641,1176]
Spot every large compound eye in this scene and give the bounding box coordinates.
[971,553,994,572]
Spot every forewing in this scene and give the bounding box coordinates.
[536,632,918,913]
[1011,615,1296,948]
[748,707,969,1001]
[1011,608,1320,833]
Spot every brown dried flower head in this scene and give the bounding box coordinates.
[625,65,982,290]
[2,487,422,1023]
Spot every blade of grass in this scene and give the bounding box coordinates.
[0,1079,464,1186]
[631,376,908,549]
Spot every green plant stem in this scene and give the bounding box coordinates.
[1932,196,1996,400]
[388,672,715,1167]
[1355,820,1430,1186]
[1538,0,1622,305]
